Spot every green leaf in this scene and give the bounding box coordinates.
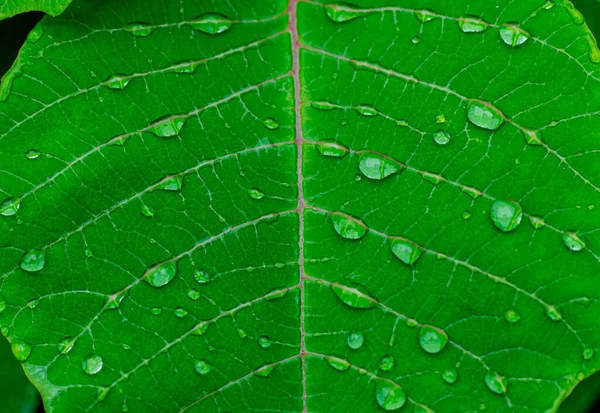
[0,0,600,412]
[0,336,40,412]
[0,0,73,20]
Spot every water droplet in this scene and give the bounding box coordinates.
[263,118,280,130]
[248,188,265,200]
[150,307,162,315]
[237,328,247,339]
[419,325,448,354]
[141,204,154,217]
[190,13,232,34]
[106,292,127,310]
[462,211,472,220]
[459,16,488,33]
[11,340,31,362]
[414,407,434,413]
[405,318,418,328]
[546,306,563,321]
[187,289,200,301]
[145,262,177,288]
[412,36,420,44]
[194,269,211,283]
[504,309,521,323]
[528,216,546,229]
[355,105,377,116]
[583,348,594,360]
[379,355,394,371]
[259,336,272,349]
[484,371,507,395]
[461,187,481,199]
[124,22,156,37]
[358,153,402,181]
[433,131,451,145]
[1,197,20,216]
[442,369,458,384]
[193,322,209,336]
[85,248,93,258]
[20,250,45,272]
[58,337,74,354]
[467,101,504,131]
[25,149,41,159]
[326,356,351,371]
[562,232,585,252]
[331,214,368,240]
[347,332,364,350]
[149,117,185,138]
[82,354,103,375]
[415,10,438,23]
[266,289,288,301]
[312,101,336,111]
[105,74,131,90]
[174,307,187,318]
[0,296,5,314]
[255,364,277,377]
[499,24,530,47]
[389,239,422,266]
[490,200,522,232]
[194,359,212,375]
[158,176,183,191]
[375,381,406,411]
[316,141,349,158]
[523,129,543,145]
[331,284,376,309]
[325,3,363,23]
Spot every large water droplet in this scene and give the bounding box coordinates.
[490,200,522,232]
[145,262,177,288]
[124,22,156,37]
[191,13,232,34]
[389,239,422,266]
[193,322,210,336]
[355,105,378,117]
[442,369,458,384]
[499,24,530,47]
[25,149,41,159]
[358,153,402,181]
[379,355,394,371]
[316,142,349,158]
[174,307,188,318]
[419,325,448,354]
[459,16,488,33]
[325,3,363,23]
[467,101,504,131]
[82,354,103,375]
[158,176,183,191]
[194,269,211,283]
[331,214,367,240]
[484,371,507,395]
[20,250,45,272]
[375,381,406,411]
[433,131,451,145]
[347,332,364,350]
[149,117,185,138]
[263,118,280,130]
[194,359,212,375]
[58,337,75,354]
[248,188,265,200]
[11,340,31,362]
[562,233,585,252]
[105,74,131,90]
[1,197,20,216]
[187,289,200,301]
[546,305,563,321]
[331,284,376,309]
[326,356,351,371]
[504,309,521,324]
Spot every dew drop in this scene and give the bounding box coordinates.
[484,371,507,395]
[499,24,530,47]
[358,153,402,181]
[82,354,103,375]
[141,204,154,217]
[106,292,127,310]
[523,129,543,146]
[331,284,376,309]
[433,131,451,145]
[546,306,563,321]
[58,337,74,355]
[419,325,448,354]
[347,332,364,350]
[528,216,546,229]
[315,141,349,158]
[458,16,488,33]
[375,381,406,411]
[237,328,247,339]
[331,214,368,240]
[190,13,232,34]
[415,10,438,23]
[442,369,458,384]
[187,289,201,301]
[149,117,185,138]
[255,364,277,377]
[248,188,265,200]
[25,149,41,160]
[379,355,394,371]
[263,118,280,130]
[490,200,522,232]
[412,36,420,44]
[405,318,418,328]
[194,269,211,283]
[325,3,363,23]
[562,233,585,252]
[467,101,504,131]
[583,348,594,360]
[150,307,162,315]
[193,322,209,336]
[1,197,20,216]
[105,74,131,90]
[259,336,272,349]
[158,176,183,191]
[389,239,422,266]
[326,356,351,371]
[145,262,177,288]
[194,359,212,375]
[504,309,521,324]
[20,250,45,272]
[11,340,31,362]
[124,22,156,37]
[174,307,188,318]
[355,105,377,117]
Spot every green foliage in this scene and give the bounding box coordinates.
[0,337,39,412]
[0,0,73,20]
[0,0,600,412]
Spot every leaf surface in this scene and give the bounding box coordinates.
[0,0,72,20]
[1,0,600,412]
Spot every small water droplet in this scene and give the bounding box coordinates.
[325,3,363,23]
[355,105,377,117]
[490,200,522,232]
[331,284,376,309]
[194,359,212,375]
[412,36,420,44]
[546,306,563,321]
[191,13,232,34]
[389,239,422,266]
[459,16,488,33]
[187,289,200,301]
[0,295,5,314]
[331,214,368,240]
[255,364,277,377]
[266,289,288,301]
[405,318,418,328]
[436,114,446,124]
[174,307,188,318]
[379,355,394,371]
[141,204,154,217]
[20,250,45,272]
[193,322,209,336]
[419,325,448,354]
[504,309,521,323]
[263,118,280,130]
[248,188,265,200]
[528,216,545,229]
[105,74,131,90]
[358,153,402,180]
[347,332,364,349]
[259,336,272,349]
[316,141,349,158]
[82,354,103,375]
[375,381,406,411]
[415,10,438,23]
[1,197,20,216]
[433,131,451,145]
[237,328,247,339]
[149,117,185,138]
[145,262,177,288]
[326,356,351,371]
[11,340,31,362]
[124,22,156,37]
[158,176,183,191]
[467,101,504,131]
[312,101,336,111]
[442,369,458,384]
[562,232,585,252]
[85,248,93,258]
[25,149,41,159]
[462,211,471,220]
[583,348,594,360]
[150,307,162,315]
[484,371,507,395]
[58,337,75,354]
[194,269,211,283]
[499,24,530,47]
[106,292,127,310]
